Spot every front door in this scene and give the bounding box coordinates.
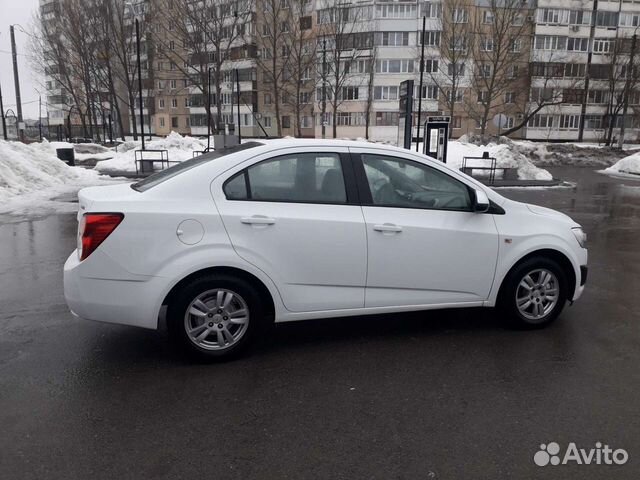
[213,147,367,312]
[351,149,500,308]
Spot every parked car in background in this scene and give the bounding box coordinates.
[64,139,588,359]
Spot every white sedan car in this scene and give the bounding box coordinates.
[64,139,588,359]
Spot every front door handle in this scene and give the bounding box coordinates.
[241,215,276,225]
[373,223,403,233]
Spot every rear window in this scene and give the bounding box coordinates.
[131,142,263,192]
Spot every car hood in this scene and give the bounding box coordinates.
[526,204,576,225]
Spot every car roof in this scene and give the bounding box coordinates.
[254,138,408,152]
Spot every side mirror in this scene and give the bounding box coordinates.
[473,189,490,213]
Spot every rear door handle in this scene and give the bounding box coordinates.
[241,215,276,225]
[373,223,403,233]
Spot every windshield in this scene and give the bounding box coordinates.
[131,142,263,192]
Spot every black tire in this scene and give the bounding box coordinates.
[497,256,569,329]
[167,274,265,361]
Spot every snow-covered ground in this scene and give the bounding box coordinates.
[0,140,121,216]
[95,132,207,173]
[414,136,553,180]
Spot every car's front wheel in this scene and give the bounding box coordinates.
[498,257,568,328]
[167,274,264,360]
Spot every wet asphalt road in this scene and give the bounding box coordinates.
[0,168,639,479]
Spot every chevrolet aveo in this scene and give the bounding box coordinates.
[64,139,588,359]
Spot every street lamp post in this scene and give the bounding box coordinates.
[135,16,145,150]
[207,67,213,151]
[236,68,241,143]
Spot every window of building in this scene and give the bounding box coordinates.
[447,62,465,76]
[559,114,580,129]
[419,31,441,47]
[528,114,555,128]
[422,58,439,73]
[374,31,409,46]
[171,98,178,108]
[534,35,567,50]
[340,86,359,100]
[376,59,414,73]
[505,92,516,104]
[282,116,291,129]
[375,111,399,126]
[483,10,494,24]
[264,116,272,128]
[452,116,462,129]
[374,86,399,100]
[159,98,165,109]
[420,2,442,19]
[264,93,272,105]
[159,117,165,127]
[171,117,179,128]
[596,11,618,27]
[480,37,494,52]
[452,8,468,23]
[567,37,589,52]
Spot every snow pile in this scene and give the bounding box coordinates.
[0,139,116,215]
[96,132,207,173]
[447,137,553,181]
[603,151,640,177]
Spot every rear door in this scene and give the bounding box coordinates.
[211,147,367,312]
[350,147,500,308]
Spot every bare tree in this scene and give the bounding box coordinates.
[363,45,377,140]
[281,0,317,137]
[464,0,531,135]
[317,0,370,138]
[428,0,473,137]
[255,0,293,136]
[501,54,583,136]
[153,0,252,135]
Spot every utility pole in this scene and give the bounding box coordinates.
[39,94,42,141]
[10,26,24,142]
[207,67,212,151]
[321,40,327,139]
[0,80,7,140]
[416,16,426,152]
[236,69,241,143]
[619,33,638,149]
[135,17,145,150]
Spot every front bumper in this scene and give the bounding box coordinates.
[63,251,164,330]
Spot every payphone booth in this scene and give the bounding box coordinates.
[423,116,450,163]
[397,80,414,149]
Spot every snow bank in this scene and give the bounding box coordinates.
[445,138,553,181]
[0,139,117,215]
[604,151,640,176]
[96,132,207,173]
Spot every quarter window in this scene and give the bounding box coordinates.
[361,154,471,210]
[224,153,347,203]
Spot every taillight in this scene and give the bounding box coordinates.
[78,213,124,261]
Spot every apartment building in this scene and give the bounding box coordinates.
[38,0,640,143]
[529,0,640,142]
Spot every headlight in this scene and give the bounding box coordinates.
[571,227,587,248]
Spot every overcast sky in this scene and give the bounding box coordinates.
[1,0,40,120]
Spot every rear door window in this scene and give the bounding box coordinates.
[224,152,347,204]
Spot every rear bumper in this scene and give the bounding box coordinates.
[63,251,163,329]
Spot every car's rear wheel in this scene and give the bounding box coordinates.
[498,257,568,329]
[167,274,264,360]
